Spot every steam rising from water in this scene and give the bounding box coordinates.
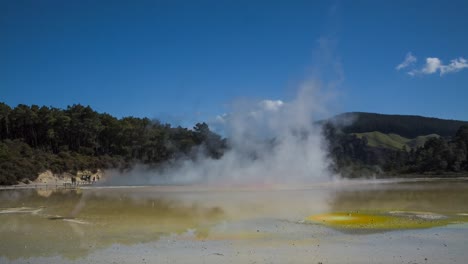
[106,81,335,186]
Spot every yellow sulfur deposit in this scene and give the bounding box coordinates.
[306,212,463,230]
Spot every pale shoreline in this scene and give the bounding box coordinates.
[0,169,105,190]
[3,166,468,191]
[2,175,468,191]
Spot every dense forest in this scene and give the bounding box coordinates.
[1,102,468,185]
[0,103,225,185]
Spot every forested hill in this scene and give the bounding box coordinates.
[0,102,225,185]
[324,112,468,178]
[332,112,468,138]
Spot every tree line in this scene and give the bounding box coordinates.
[0,103,225,185]
[1,102,468,185]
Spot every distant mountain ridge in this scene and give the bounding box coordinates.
[331,112,468,138]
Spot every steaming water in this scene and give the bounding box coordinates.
[1,179,468,263]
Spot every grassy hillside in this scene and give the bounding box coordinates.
[406,134,440,149]
[333,112,468,138]
[354,131,439,150]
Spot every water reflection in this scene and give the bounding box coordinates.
[1,179,468,261]
[327,180,468,213]
[0,188,224,260]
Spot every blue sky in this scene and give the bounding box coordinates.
[2,0,468,126]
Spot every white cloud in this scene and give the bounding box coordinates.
[212,99,285,128]
[407,70,417,76]
[396,52,417,70]
[215,113,228,124]
[402,55,468,76]
[421,57,442,74]
[259,100,284,111]
[440,57,468,75]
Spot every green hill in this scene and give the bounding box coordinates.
[332,112,468,138]
[406,134,440,149]
[354,131,439,150]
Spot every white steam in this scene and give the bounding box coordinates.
[105,81,335,186]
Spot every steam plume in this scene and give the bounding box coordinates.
[105,81,336,186]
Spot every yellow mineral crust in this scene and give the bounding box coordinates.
[306,212,460,230]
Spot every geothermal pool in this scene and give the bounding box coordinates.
[1,179,468,263]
